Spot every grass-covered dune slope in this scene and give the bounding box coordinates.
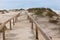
[27,8,60,24]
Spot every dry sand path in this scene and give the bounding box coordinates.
[0,11,35,40]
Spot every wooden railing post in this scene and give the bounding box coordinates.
[31,21,33,30]
[15,17,17,22]
[3,27,5,40]
[10,20,12,30]
[27,16,31,23]
[36,26,38,40]
[26,13,51,40]
[27,15,34,30]
[27,16,29,20]
[13,18,15,25]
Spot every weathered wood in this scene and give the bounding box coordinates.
[27,16,32,23]
[3,27,5,40]
[15,13,20,22]
[10,20,12,30]
[27,16,29,20]
[31,21,33,30]
[26,13,51,40]
[36,26,38,39]
[13,18,15,25]
[0,12,20,40]
[0,24,4,31]
[15,17,17,22]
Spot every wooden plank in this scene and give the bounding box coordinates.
[3,27,5,40]
[0,13,20,30]
[0,12,20,40]
[26,13,51,40]
[36,26,38,39]
[13,18,15,25]
[10,20,12,30]
[31,22,33,30]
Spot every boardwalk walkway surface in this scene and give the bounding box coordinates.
[0,11,35,40]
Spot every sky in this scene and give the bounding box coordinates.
[0,0,60,10]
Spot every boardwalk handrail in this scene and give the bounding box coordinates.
[26,12,51,40]
[0,12,20,40]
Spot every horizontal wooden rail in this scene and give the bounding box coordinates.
[26,13,51,40]
[0,12,20,40]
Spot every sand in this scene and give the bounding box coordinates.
[0,11,35,40]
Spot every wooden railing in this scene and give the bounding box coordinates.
[0,12,20,40]
[26,13,52,40]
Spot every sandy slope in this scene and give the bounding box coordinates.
[36,17,60,40]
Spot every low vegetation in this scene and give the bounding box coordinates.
[27,8,59,24]
[0,10,9,14]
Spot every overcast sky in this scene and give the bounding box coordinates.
[0,0,60,10]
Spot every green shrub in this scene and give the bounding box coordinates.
[34,10,44,17]
[46,11,54,17]
[27,8,58,17]
[49,20,58,24]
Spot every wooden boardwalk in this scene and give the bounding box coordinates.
[0,11,35,40]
